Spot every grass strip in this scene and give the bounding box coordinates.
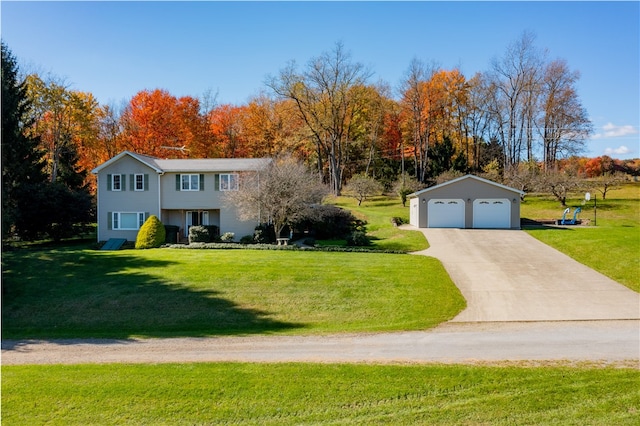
[330,195,429,252]
[3,363,638,425]
[522,183,639,292]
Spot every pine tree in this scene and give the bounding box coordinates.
[1,42,47,239]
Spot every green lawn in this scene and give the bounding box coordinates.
[3,190,638,425]
[3,363,638,425]
[522,183,640,292]
[1,247,464,339]
[330,195,429,252]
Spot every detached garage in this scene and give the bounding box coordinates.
[409,175,524,229]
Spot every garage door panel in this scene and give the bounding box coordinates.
[428,199,465,228]
[473,198,510,228]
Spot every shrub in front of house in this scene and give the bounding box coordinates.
[240,235,254,244]
[221,232,235,242]
[346,230,371,247]
[254,223,276,244]
[188,226,210,244]
[293,205,360,240]
[135,215,166,249]
[205,225,220,241]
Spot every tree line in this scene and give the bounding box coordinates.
[2,34,637,240]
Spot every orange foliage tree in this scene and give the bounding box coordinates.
[120,89,208,158]
[207,104,248,158]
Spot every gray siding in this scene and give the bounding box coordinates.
[95,156,160,241]
[160,173,224,209]
[94,153,263,242]
[414,177,521,229]
[160,172,257,239]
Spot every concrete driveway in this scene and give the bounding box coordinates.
[412,228,640,322]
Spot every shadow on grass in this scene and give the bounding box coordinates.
[1,246,302,343]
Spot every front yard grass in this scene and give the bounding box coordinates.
[1,247,464,339]
[3,363,638,425]
[522,183,639,292]
[330,195,428,252]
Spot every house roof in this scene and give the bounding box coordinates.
[154,158,269,172]
[409,174,525,198]
[92,151,270,174]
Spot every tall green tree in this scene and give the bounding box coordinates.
[1,42,47,239]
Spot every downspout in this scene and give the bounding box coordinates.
[95,172,100,242]
[158,172,164,222]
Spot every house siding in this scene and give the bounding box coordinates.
[93,152,265,243]
[95,156,160,241]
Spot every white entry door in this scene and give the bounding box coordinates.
[473,199,511,228]
[427,199,465,228]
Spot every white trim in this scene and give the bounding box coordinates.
[91,150,163,174]
[158,174,162,223]
[219,173,239,191]
[181,174,200,191]
[111,174,122,191]
[112,212,145,230]
[134,173,144,191]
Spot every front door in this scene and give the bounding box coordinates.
[185,211,209,236]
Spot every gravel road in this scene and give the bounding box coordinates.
[3,320,638,366]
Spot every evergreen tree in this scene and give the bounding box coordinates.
[56,140,88,191]
[1,42,47,239]
[427,136,468,179]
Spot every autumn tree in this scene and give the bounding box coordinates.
[399,58,438,182]
[268,42,372,195]
[120,89,208,158]
[224,156,328,239]
[393,173,425,207]
[208,104,247,157]
[96,104,123,159]
[24,74,100,184]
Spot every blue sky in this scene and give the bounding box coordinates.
[2,1,638,159]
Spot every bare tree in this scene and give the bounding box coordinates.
[540,59,592,170]
[393,172,425,207]
[343,174,383,206]
[535,171,584,207]
[267,42,372,195]
[590,172,626,200]
[461,72,493,171]
[224,156,329,239]
[489,31,545,169]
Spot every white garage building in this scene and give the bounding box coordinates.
[409,175,525,229]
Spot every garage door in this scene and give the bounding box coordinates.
[428,199,465,228]
[473,199,511,228]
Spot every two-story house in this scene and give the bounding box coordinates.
[91,151,269,242]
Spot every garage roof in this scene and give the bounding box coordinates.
[409,174,525,198]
